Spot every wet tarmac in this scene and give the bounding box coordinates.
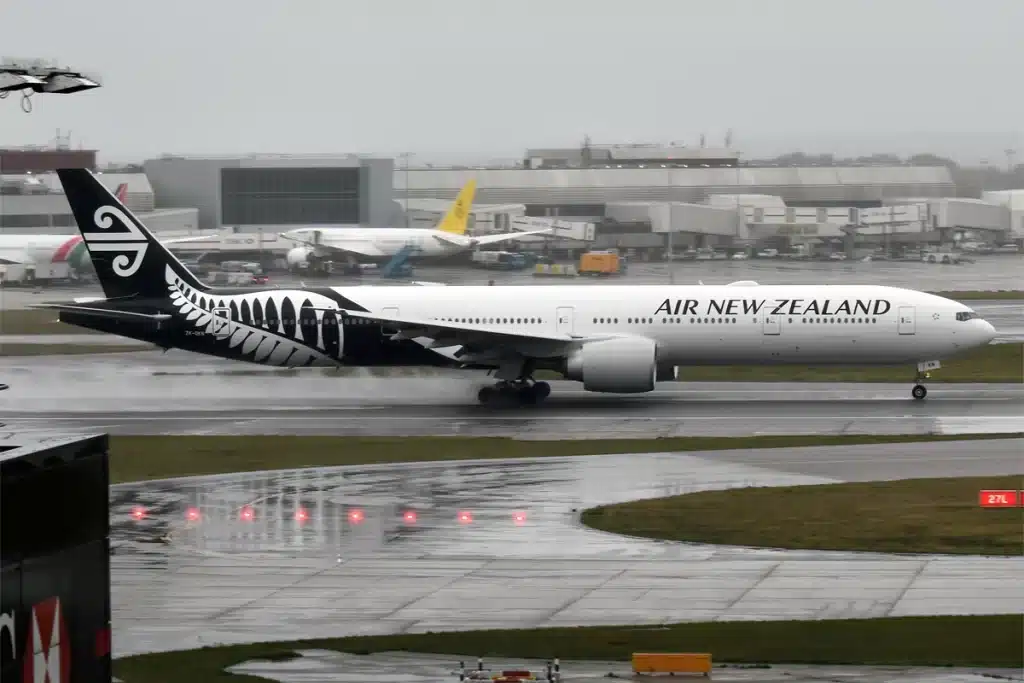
[230,650,1024,683]
[0,365,1020,438]
[109,439,1024,657]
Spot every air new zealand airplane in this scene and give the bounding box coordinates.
[41,168,997,406]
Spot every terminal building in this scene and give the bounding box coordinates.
[1,144,1020,273]
[143,154,395,232]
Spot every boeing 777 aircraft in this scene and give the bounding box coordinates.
[39,169,998,406]
[280,179,554,266]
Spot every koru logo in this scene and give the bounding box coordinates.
[24,596,71,683]
[83,204,149,278]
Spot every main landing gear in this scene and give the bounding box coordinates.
[477,379,551,406]
[912,360,940,400]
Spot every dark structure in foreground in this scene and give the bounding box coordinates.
[1,432,112,682]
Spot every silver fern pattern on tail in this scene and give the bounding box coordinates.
[164,265,344,367]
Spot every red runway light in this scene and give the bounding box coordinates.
[403,510,417,524]
[457,510,473,524]
[239,506,254,521]
[348,508,365,524]
[131,506,147,521]
[513,511,527,525]
[185,507,201,522]
[295,507,309,522]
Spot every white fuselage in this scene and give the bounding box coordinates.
[332,283,996,365]
[295,227,468,258]
[0,234,80,265]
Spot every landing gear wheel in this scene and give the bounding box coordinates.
[478,379,551,406]
[533,381,551,399]
[518,385,539,405]
[912,384,927,400]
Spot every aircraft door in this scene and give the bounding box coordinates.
[211,307,232,340]
[381,306,400,336]
[898,306,916,335]
[556,306,574,335]
[762,312,781,335]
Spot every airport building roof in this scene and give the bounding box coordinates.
[393,166,956,205]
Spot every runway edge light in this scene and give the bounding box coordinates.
[978,490,1018,508]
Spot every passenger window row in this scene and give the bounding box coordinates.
[590,316,880,325]
[801,317,878,324]
[436,317,544,325]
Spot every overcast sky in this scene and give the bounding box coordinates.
[1,0,1021,166]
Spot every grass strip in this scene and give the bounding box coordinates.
[582,475,1024,556]
[108,433,1024,485]
[112,614,1024,682]
[0,308,104,335]
[932,290,1024,300]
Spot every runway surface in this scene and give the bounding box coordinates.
[0,345,1022,438]
[110,439,1024,657]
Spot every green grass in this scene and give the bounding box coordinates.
[107,433,1024,485]
[544,342,1024,383]
[932,290,1024,300]
[582,475,1024,555]
[0,308,102,335]
[112,615,1024,682]
[0,343,152,356]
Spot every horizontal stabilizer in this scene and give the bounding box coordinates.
[32,303,174,327]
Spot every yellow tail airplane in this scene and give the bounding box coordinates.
[280,178,551,264]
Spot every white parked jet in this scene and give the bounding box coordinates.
[280,179,553,266]
[41,169,999,406]
[0,184,207,270]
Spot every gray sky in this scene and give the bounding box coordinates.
[1,0,1021,166]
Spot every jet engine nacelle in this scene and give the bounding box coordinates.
[286,246,314,267]
[564,337,658,393]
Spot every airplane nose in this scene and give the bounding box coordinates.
[979,320,998,343]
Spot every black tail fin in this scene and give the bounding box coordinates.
[56,168,209,301]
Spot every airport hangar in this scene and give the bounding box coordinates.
[2,145,1020,271]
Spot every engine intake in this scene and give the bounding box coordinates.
[286,247,313,267]
[564,337,659,393]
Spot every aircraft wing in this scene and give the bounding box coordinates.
[161,235,220,246]
[289,237,388,258]
[335,309,626,362]
[471,229,553,246]
[0,249,33,265]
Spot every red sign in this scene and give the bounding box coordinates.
[978,490,1019,508]
[23,596,71,683]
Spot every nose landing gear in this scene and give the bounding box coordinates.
[912,360,940,400]
[477,379,551,405]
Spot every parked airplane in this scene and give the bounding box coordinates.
[0,184,205,270]
[40,169,997,405]
[280,179,554,266]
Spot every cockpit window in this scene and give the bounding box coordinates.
[956,310,981,322]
